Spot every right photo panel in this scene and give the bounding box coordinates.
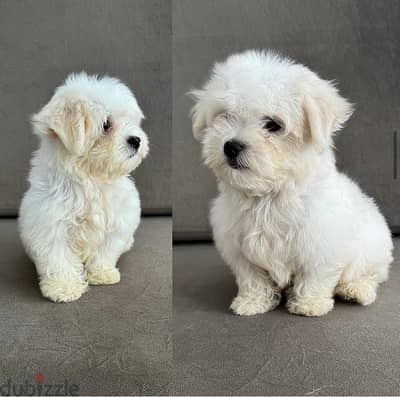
[172,0,400,395]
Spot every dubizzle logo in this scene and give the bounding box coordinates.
[0,373,80,396]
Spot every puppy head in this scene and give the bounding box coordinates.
[32,72,149,179]
[190,50,353,195]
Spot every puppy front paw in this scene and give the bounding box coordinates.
[230,292,280,316]
[86,267,120,285]
[40,276,88,303]
[287,296,334,317]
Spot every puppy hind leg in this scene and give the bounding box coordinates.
[335,272,379,306]
[229,258,281,316]
[123,236,134,254]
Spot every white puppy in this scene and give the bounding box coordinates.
[190,50,393,317]
[19,73,149,303]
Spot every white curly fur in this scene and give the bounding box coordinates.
[19,72,149,303]
[191,50,393,317]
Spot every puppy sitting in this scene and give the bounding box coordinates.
[19,73,149,303]
[190,50,393,317]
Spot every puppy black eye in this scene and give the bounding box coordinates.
[263,117,282,133]
[103,118,112,133]
[217,112,230,121]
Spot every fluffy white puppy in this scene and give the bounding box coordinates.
[19,72,149,303]
[190,50,393,317]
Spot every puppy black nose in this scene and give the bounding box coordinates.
[127,136,141,150]
[224,140,245,159]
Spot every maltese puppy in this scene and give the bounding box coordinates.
[19,73,149,303]
[190,50,393,317]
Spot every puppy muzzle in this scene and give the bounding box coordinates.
[224,139,247,170]
[127,136,141,158]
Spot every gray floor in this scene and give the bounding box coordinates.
[173,241,400,396]
[0,217,171,396]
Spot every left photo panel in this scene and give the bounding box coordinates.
[0,0,171,395]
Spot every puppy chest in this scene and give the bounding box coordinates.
[69,208,113,261]
[241,217,295,263]
[214,196,299,282]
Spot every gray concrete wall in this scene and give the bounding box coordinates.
[0,0,171,215]
[173,0,400,239]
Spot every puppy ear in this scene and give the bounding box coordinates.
[189,90,225,141]
[189,90,208,140]
[32,96,89,156]
[303,77,353,149]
